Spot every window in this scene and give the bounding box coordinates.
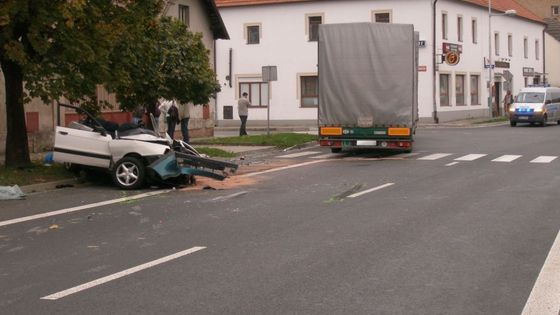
[552,5,560,16]
[246,24,260,45]
[307,15,322,42]
[442,12,448,39]
[456,74,465,105]
[239,82,269,106]
[524,77,529,87]
[440,74,450,106]
[470,75,480,105]
[178,5,189,27]
[457,16,463,42]
[300,76,318,107]
[471,18,477,44]
[508,34,513,57]
[536,39,540,60]
[494,32,500,56]
[524,37,528,58]
[372,10,392,23]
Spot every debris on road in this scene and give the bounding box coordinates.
[0,185,25,200]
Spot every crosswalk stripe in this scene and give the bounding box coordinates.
[417,153,453,161]
[276,151,321,158]
[530,156,558,163]
[454,154,488,161]
[492,155,522,163]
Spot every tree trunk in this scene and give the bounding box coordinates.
[1,58,31,167]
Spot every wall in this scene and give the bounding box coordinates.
[215,0,544,124]
[546,32,560,87]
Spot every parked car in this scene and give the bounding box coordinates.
[53,104,237,189]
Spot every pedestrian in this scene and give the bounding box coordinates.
[158,99,175,138]
[503,90,514,115]
[238,92,250,136]
[166,100,180,139]
[132,105,145,126]
[177,102,190,143]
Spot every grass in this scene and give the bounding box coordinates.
[193,133,318,149]
[473,117,509,124]
[195,147,238,158]
[0,163,75,186]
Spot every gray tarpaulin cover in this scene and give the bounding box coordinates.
[318,23,418,127]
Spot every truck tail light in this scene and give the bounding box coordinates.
[320,127,343,136]
[319,140,341,147]
[388,128,411,136]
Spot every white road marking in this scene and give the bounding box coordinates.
[276,151,321,158]
[417,153,453,161]
[492,155,522,163]
[241,160,329,178]
[454,154,487,161]
[41,246,206,300]
[0,190,171,228]
[530,156,558,164]
[446,162,459,166]
[521,230,560,315]
[310,153,339,159]
[211,191,248,201]
[348,183,395,198]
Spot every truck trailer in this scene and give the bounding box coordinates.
[318,23,419,153]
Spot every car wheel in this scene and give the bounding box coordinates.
[64,162,81,174]
[542,115,548,127]
[331,148,342,153]
[557,120,560,125]
[510,121,517,127]
[112,157,145,190]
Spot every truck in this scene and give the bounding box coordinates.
[318,23,419,153]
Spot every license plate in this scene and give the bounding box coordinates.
[357,140,377,146]
[518,116,529,120]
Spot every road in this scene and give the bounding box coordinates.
[2,123,560,314]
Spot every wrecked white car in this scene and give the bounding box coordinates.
[53,103,237,189]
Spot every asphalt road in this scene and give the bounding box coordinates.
[2,123,560,314]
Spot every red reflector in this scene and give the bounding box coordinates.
[319,140,341,147]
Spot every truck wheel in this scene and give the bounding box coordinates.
[112,157,145,190]
[331,148,342,153]
[510,121,516,127]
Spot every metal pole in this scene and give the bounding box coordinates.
[488,0,493,117]
[267,83,270,136]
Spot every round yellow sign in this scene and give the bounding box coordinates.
[445,51,460,66]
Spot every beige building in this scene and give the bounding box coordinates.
[515,0,560,87]
[0,0,228,155]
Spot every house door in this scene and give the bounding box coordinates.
[494,82,502,117]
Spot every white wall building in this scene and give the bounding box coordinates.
[215,0,545,126]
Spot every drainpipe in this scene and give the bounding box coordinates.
[214,39,218,126]
[543,28,546,84]
[432,0,440,123]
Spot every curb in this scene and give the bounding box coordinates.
[20,178,81,194]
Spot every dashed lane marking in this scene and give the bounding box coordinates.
[347,183,395,198]
[41,246,206,300]
[446,162,459,167]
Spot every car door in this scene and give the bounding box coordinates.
[53,126,112,168]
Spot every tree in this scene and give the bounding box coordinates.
[0,1,162,167]
[107,17,220,122]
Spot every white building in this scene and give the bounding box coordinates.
[214,0,545,125]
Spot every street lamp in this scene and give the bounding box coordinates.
[488,0,516,117]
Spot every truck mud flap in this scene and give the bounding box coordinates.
[148,151,238,181]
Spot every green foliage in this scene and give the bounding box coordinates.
[0,163,74,186]
[194,133,319,149]
[0,0,163,107]
[107,17,220,111]
[195,147,238,158]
